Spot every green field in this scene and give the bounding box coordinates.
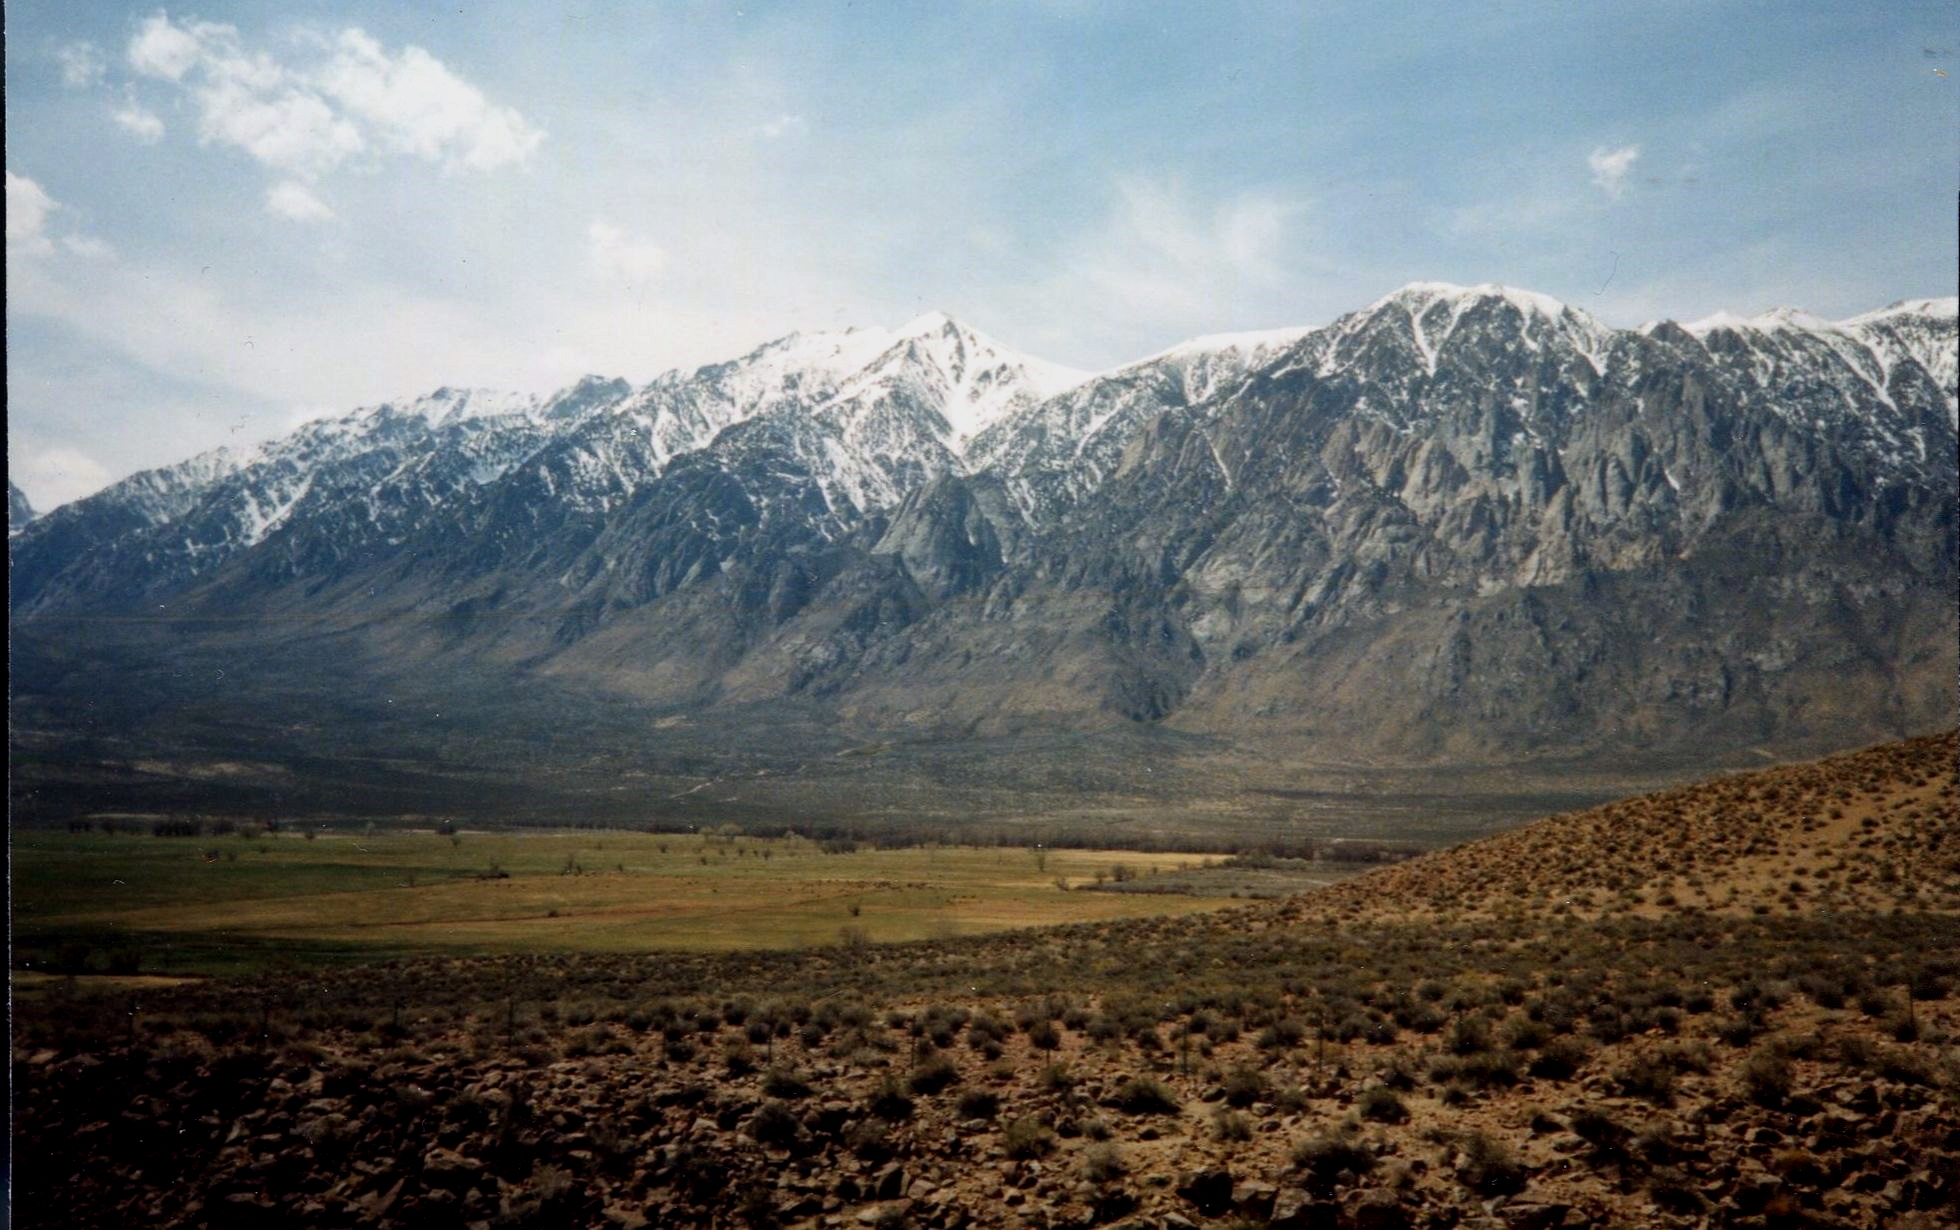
[11,827,1317,977]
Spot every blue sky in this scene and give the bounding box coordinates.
[7,1,1955,507]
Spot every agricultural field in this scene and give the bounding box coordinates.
[11,826,1330,977]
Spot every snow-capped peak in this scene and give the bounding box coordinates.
[731,312,1088,447]
[1842,297,1960,325]
[1371,281,1584,322]
[1683,307,1840,337]
[1686,298,1957,337]
[1148,325,1317,365]
[895,309,958,337]
[1344,281,1611,375]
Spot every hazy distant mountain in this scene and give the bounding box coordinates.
[7,481,35,534]
[10,285,1955,820]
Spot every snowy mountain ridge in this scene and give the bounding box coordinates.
[10,281,1956,783]
[12,283,1955,610]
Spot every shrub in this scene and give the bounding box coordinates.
[1456,1130,1526,1196]
[1358,1086,1408,1123]
[1257,1018,1306,1050]
[1082,1143,1127,1183]
[1875,1048,1932,1086]
[1454,1050,1522,1089]
[1528,1037,1588,1080]
[746,1100,802,1147]
[761,1068,812,1100]
[1111,1076,1179,1115]
[1445,1016,1492,1056]
[847,1119,891,1161]
[1221,1064,1268,1108]
[1501,1016,1552,1051]
[955,1089,1000,1120]
[1648,1169,1706,1215]
[1002,1116,1054,1159]
[1213,1109,1253,1142]
[1741,1049,1793,1108]
[1614,1053,1677,1105]
[1716,1015,1764,1048]
[1291,1128,1376,1184]
[867,1078,914,1122]
[907,1055,960,1096]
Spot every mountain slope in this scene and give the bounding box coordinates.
[9,285,1955,819]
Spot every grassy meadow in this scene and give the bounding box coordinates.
[11,825,1312,977]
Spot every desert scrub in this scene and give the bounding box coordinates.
[1445,1015,1493,1056]
[1081,1143,1127,1183]
[1212,1109,1253,1142]
[907,1054,960,1095]
[1741,1048,1794,1108]
[761,1067,812,1099]
[955,1089,1000,1120]
[1613,1052,1677,1105]
[1291,1127,1376,1184]
[1110,1075,1179,1115]
[1455,1130,1526,1196]
[866,1077,914,1122]
[1358,1086,1409,1123]
[746,1099,802,1147]
[1002,1116,1055,1159]
[1220,1063,1268,1108]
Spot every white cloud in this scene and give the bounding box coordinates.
[55,40,105,88]
[127,12,208,82]
[266,179,335,222]
[7,170,58,255]
[587,219,668,284]
[203,81,364,178]
[755,113,807,140]
[15,446,114,511]
[111,98,167,144]
[1075,178,1298,318]
[1588,144,1640,199]
[62,233,117,260]
[123,15,541,189]
[314,29,544,172]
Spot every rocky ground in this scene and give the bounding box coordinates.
[13,733,1958,1229]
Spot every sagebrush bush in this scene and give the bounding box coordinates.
[1111,1076,1179,1115]
[955,1089,999,1120]
[1358,1086,1408,1123]
[1002,1116,1054,1159]
[1291,1128,1375,1183]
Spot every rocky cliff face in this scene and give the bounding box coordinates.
[10,285,1955,797]
[7,480,35,534]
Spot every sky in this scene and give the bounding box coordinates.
[6,2,1956,510]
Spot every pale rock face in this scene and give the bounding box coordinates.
[10,286,1956,763]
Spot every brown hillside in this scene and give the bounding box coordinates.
[13,734,1960,1229]
[1287,730,1960,925]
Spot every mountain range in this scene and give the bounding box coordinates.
[10,283,1956,830]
